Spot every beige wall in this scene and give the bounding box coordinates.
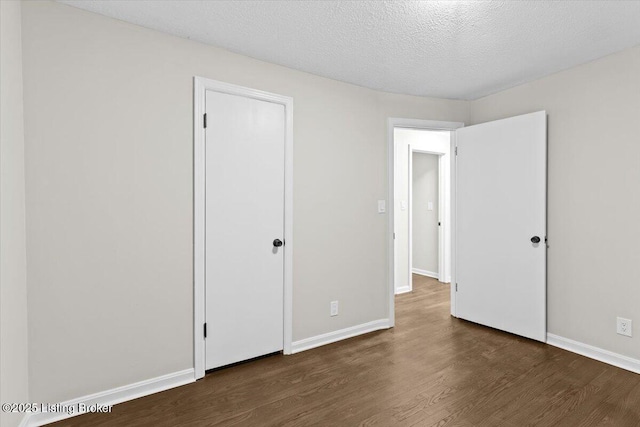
[0,2,30,427]
[471,45,640,360]
[412,153,439,273]
[21,1,469,403]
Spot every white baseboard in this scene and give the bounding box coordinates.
[395,286,412,295]
[26,368,195,426]
[291,319,390,354]
[412,268,438,279]
[547,333,640,375]
[18,414,30,427]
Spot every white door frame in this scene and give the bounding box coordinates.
[387,118,463,325]
[408,148,445,283]
[193,76,294,379]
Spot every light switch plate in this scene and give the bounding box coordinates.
[400,200,407,211]
[378,200,386,214]
[428,201,434,211]
[330,301,339,316]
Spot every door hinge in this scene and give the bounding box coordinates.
[204,323,207,338]
[393,232,396,239]
[203,113,207,129]
[455,146,458,156]
[455,283,458,292]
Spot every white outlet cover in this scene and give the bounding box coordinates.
[617,317,632,337]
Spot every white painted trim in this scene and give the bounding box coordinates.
[407,145,414,293]
[389,118,465,131]
[450,132,458,317]
[437,154,446,283]
[412,268,438,279]
[547,334,640,375]
[387,122,396,326]
[395,286,412,294]
[193,77,206,380]
[193,77,294,379]
[283,88,294,357]
[291,319,390,354]
[18,414,29,427]
[388,118,463,325]
[25,369,194,427]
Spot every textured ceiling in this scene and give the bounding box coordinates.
[58,1,640,100]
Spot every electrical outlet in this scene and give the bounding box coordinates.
[617,317,632,337]
[330,301,339,317]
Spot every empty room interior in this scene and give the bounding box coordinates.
[2,1,640,426]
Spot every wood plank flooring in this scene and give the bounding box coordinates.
[54,275,640,426]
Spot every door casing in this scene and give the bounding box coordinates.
[193,77,294,379]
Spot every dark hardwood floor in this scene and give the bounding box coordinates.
[54,275,640,426]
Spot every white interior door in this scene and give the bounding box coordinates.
[205,90,285,369]
[455,111,546,342]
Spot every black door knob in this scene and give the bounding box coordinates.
[531,236,541,244]
[273,239,284,247]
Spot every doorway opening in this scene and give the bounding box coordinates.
[387,118,463,325]
[411,151,442,281]
[387,113,546,341]
[394,127,451,293]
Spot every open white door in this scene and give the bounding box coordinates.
[455,111,546,342]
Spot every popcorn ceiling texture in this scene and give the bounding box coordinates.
[59,0,640,100]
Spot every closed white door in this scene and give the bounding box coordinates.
[455,111,546,342]
[205,90,285,369]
